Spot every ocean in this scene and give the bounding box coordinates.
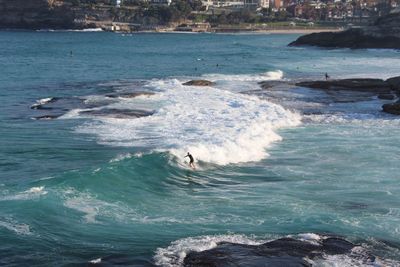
[1,31,400,266]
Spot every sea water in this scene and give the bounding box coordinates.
[1,31,400,266]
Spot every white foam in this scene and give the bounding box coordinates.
[62,188,136,223]
[31,97,55,108]
[202,70,284,82]
[75,74,301,165]
[109,152,142,163]
[304,113,400,127]
[0,186,47,201]
[0,219,32,236]
[154,234,266,267]
[89,258,102,264]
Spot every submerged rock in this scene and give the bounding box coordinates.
[32,115,60,120]
[382,101,400,115]
[79,108,154,119]
[105,92,155,98]
[183,80,215,86]
[258,80,292,90]
[30,97,60,109]
[378,93,396,100]
[184,237,355,267]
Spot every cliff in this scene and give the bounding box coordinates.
[289,12,400,49]
[0,0,76,29]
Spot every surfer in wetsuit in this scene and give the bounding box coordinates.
[325,72,330,80]
[185,152,195,169]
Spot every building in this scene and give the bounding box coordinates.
[202,0,269,9]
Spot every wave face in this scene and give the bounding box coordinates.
[72,71,300,165]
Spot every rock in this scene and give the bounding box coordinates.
[289,13,400,49]
[79,108,154,119]
[296,79,390,93]
[382,101,400,115]
[184,236,355,267]
[386,76,400,91]
[105,92,155,98]
[0,0,75,30]
[33,115,60,120]
[30,97,60,109]
[183,80,215,86]
[258,80,291,90]
[378,93,396,100]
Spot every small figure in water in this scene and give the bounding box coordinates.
[185,152,195,169]
[325,72,330,80]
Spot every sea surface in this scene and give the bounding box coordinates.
[1,31,400,266]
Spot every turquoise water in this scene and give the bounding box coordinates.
[1,31,400,266]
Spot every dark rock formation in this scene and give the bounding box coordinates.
[289,12,400,49]
[0,0,76,30]
[33,115,60,120]
[382,101,400,115]
[105,92,155,98]
[296,78,391,93]
[258,80,292,90]
[183,80,215,86]
[184,237,356,267]
[79,108,154,119]
[378,93,396,100]
[386,76,400,91]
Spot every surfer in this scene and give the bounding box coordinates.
[185,152,195,169]
[325,72,330,80]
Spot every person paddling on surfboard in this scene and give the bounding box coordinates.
[185,152,195,169]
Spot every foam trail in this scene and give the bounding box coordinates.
[0,186,47,201]
[0,219,32,235]
[74,73,301,165]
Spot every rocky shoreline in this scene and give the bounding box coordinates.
[183,235,384,267]
[289,12,400,49]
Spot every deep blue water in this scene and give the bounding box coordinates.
[1,31,400,266]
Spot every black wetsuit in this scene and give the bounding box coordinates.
[186,154,194,163]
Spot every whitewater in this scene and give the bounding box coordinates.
[68,71,300,165]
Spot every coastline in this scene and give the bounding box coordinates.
[1,27,343,35]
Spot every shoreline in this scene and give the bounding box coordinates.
[1,27,343,35]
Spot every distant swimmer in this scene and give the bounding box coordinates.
[325,72,330,80]
[185,152,195,169]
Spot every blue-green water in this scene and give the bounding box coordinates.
[1,31,400,266]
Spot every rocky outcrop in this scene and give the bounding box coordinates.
[386,76,400,91]
[105,92,155,98]
[184,237,358,267]
[382,101,400,115]
[296,78,391,93]
[183,80,215,86]
[289,12,400,49]
[0,0,76,29]
[294,77,400,115]
[79,108,154,119]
